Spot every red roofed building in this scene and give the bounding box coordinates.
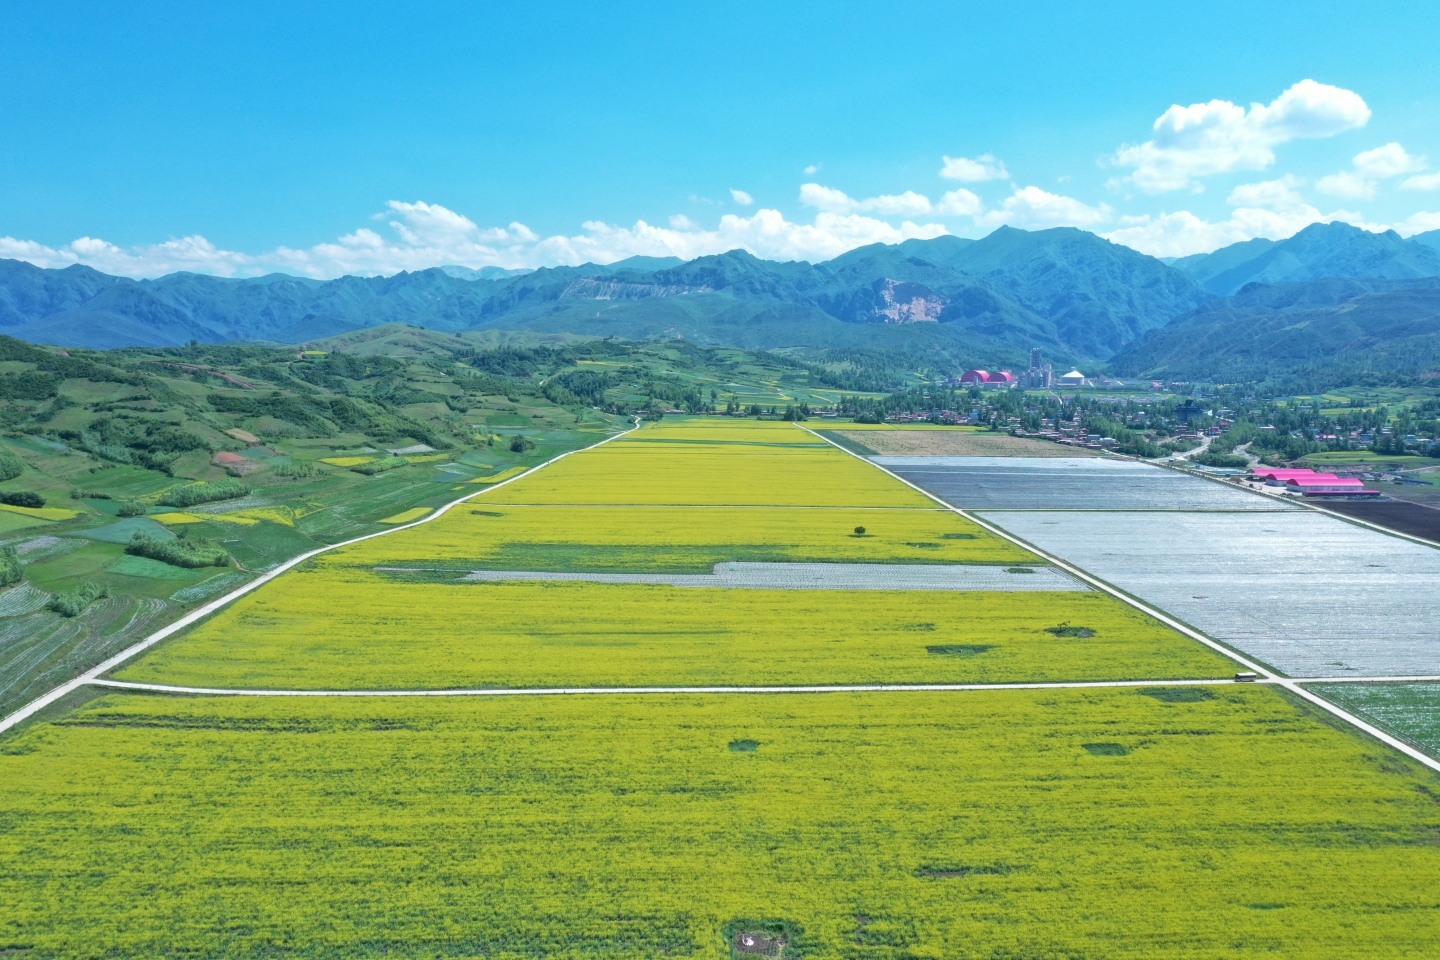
[960,369,1015,386]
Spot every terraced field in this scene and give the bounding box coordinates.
[3,417,1440,959]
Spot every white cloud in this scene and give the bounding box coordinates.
[1354,142,1427,178]
[976,186,1112,229]
[940,153,1008,182]
[1102,175,1375,257]
[1317,142,1427,199]
[0,234,253,277]
[1113,79,1371,193]
[1226,174,1309,209]
[803,164,819,175]
[798,183,933,216]
[1315,170,1374,200]
[0,199,954,279]
[729,188,754,206]
[936,188,983,216]
[1401,171,1440,192]
[1394,211,1440,236]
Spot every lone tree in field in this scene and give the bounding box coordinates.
[854,526,866,536]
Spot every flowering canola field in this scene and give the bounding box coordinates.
[118,575,1230,688]
[4,689,1440,959]
[4,417,1440,958]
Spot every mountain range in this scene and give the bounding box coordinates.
[3,221,1440,380]
[0,227,1209,365]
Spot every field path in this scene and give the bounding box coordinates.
[83,675,1440,697]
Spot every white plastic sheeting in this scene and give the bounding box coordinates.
[873,456,1297,512]
[979,509,1440,677]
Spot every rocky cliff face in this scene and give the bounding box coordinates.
[870,279,945,322]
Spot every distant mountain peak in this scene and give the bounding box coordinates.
[1180,221,1440,296]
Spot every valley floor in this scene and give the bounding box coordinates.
[3,418,1440,959]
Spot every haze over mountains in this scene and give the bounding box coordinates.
[3,221,1440,381]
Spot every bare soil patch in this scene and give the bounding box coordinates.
[835,430,1096,457]
[1319,499,1440,543]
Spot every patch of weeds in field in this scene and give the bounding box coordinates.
[852,914,916,949]
[1142,687,1216,703]
[915,864,1012,879]
[375,568,471,584]
[926,644,993,657]
[1006,567,1037,574]
[1046,624,1095,638]
[1083,742,1130,756]
[728,739,760,752]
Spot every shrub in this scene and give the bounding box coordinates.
[0,491,45,508]
[508,434,533,453]
[116,500,148,518]
[350,455,407,476]
[0,454,24,482]
[272,461,315,478]
[0,546,21,587]
[1191,452,1250,470]
[127,533,230,569]
[48,581,108,617]
[157,478,249,508]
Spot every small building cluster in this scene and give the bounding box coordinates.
[1246,466,1379,498]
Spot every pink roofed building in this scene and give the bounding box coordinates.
[1247,466,1379,497]
[960,369,1015,385]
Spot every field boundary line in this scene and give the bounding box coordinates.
[83,675,1440,697]
[803,424,1440,775]
[85,677,1258,696]
[0,419,641,735]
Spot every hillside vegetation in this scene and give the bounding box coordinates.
[0,330,887,716]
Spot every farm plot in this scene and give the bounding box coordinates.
[1311,682,1440,757]
[488,423,929,507]
[115,572,1231,689]
[980,509,1440,677]
[3,688,1440,959]
[830,429,1093,457]
[874,456,1296,511]
[333,504,1034,570]
[0,595,173,717]
[454,560,1089,591]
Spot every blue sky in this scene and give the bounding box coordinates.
[2,0,1438,277]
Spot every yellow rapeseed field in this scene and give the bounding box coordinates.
[117,572,1233,688]
[0,503,83,521]
[486,444,931,506]
[3,688,1439,959]
[468,465,529,484]
[331,504,1033,568]
[617,418,831,444]
[152,511,260,525]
